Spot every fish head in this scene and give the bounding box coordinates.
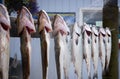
[83,24,92,44]
[83,24,91,37]
[38,10,52,33]
[91,26,99,43]
[92,26,99,36]
[73,22,81,36]
[72,22,81,45]
[0,4,11,31]
[99,28,106,37]
[99,28,106,44]
[53,14,70,36]
[17,6,36,35]
[105,27,111,37]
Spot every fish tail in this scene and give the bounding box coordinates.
[41,42,48,79]
[21,51,30,79]
[55,49,60,79]
[41,51,48,79]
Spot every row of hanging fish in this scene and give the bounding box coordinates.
[62,22,112,79]
[0,4,112,79]
[37,10,112,79]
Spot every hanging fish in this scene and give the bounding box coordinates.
[71,22,82,79]
[17,6,36,79]
[105,27,111,71]
[91,26,99,79]
[0,4,11,79]
[83,24,92,79]
[38,10,52,79]
[99,28,106,73]
[52,14,70,79]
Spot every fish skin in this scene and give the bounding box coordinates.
[20,28,31,79]
[17,6,36,79]
[105,27,111,71]
[83,24,92,79]
[99,28,106,73]
[38,10,52,79]
[91,26,99,79]
[0,4,10,79]
[53,14,70,79]
[72,22,82,79]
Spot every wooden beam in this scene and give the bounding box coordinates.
[103,0,119,79]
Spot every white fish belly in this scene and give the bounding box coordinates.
[106,37,111,70]
[84,36,91,78]
[100,40,106,72]
[92,42,99,74]
[72,35,82,79]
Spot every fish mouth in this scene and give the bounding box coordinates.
[100,32,106,37]
[38,10,52,33]
[107,33,111,37]
[0,4,11,31]
[99,28,106,37]
[94,33,98,37]
[92,27,98,36]
[17,6,36,35]
[0,22,10,31]
[85,30,91,36]
[106,27,111,37]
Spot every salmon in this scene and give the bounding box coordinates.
[38,10,52,79]
[82,24,92,79]
[0,4,11,79]
[105,27,111,71]
[91,26,99,79]
[99,28,106,74]
[52,14,70,79]
[17,6,36,79]
[71,22,82,79]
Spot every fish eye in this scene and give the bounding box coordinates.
[86,30,91,36]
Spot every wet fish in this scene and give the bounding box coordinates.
[91,26,99,79]
[82,24,92,79]
[99,28,106,73]
[38,10,52,79]
[0,4,11,79]
[71,22,82,79]
[105,27,111,71]
[17,6,36,79]
[52,14,70,79]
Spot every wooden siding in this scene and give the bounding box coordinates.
[37,0,104,21]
